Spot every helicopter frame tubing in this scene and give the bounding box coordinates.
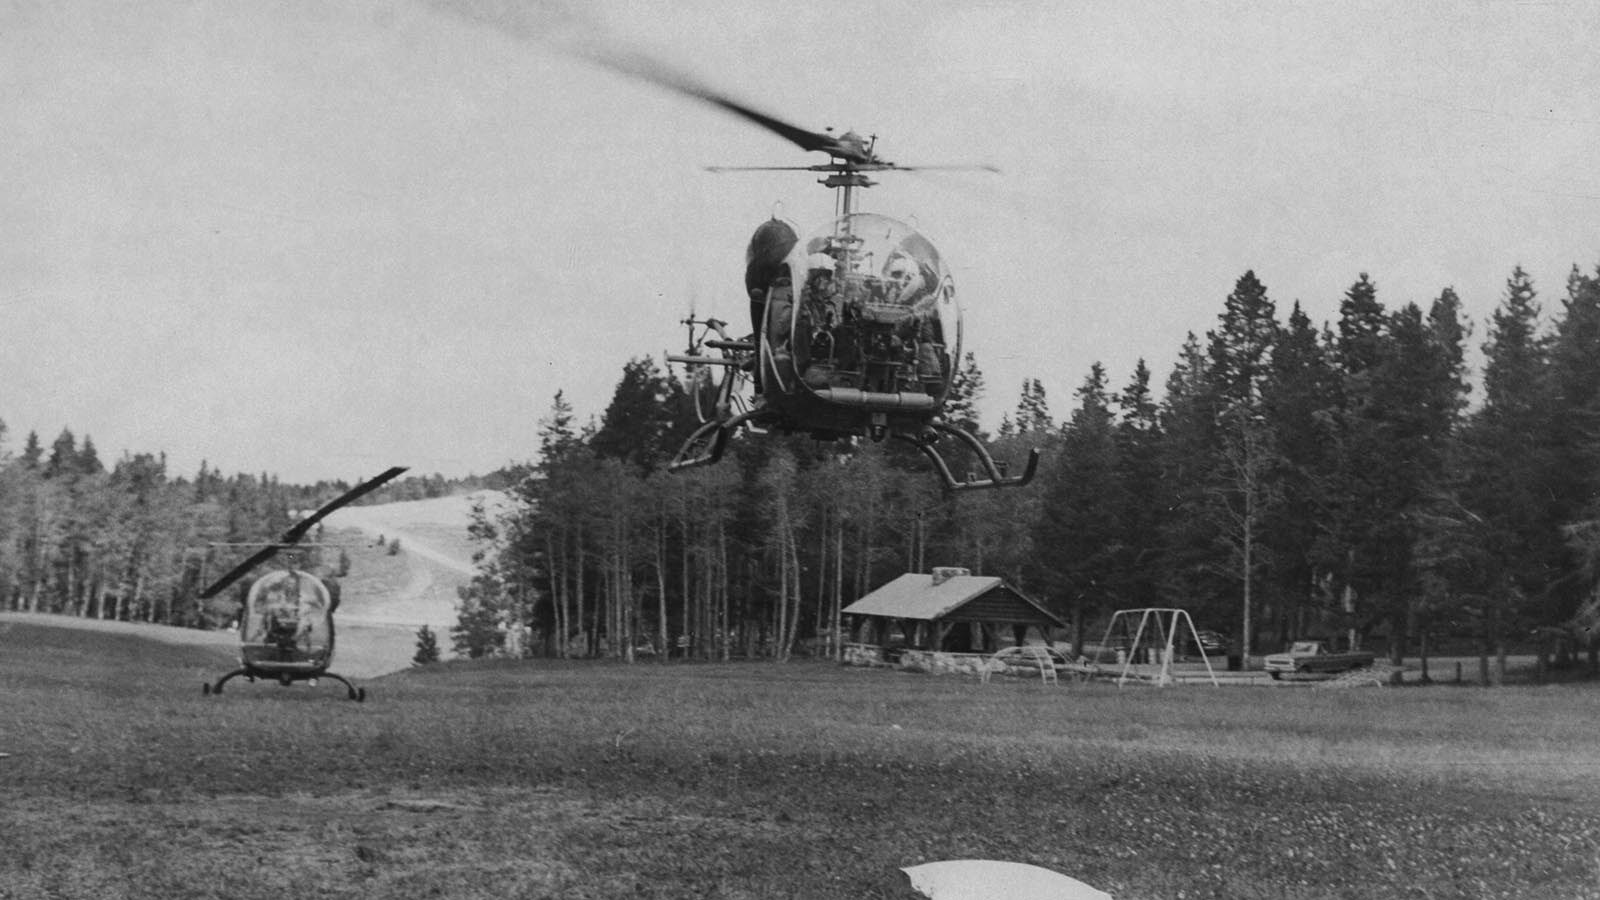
[667,316,763,472]
[665,320,1039,489]
[895,422,1040,492]
[668,407,762,471]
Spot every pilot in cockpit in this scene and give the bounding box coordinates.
[883,252,931,306]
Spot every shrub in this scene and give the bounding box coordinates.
[413,625,441,666]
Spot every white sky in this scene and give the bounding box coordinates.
[5,1,1599,483]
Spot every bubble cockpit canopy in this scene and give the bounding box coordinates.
[764,213,960,404]
[241,569,333,667]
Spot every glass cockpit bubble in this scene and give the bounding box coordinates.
[773,213,959,401]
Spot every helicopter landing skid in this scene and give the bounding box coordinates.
[202,668,243,696]
[899,423,1040,492]
[316,672,368,702]
[202,668,367,701]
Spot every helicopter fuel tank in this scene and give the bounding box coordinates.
[745,217,799,335]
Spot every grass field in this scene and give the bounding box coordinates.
[4,621,1600,899]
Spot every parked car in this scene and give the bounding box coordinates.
[1262,641,1375,680]
[1191,629,1230,655]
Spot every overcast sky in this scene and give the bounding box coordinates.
[6,1,1598,483]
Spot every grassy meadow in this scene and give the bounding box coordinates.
[3,621,1600,899]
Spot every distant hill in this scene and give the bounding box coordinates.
[317,490,509,664]
[323,489,508,575]
[1,490,508,679]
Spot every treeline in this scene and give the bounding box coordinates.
[467,265,1600,682]
[0,427,483,625]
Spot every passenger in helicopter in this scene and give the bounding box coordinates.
[264,608,311,657]
[895,283,948,387]
[883,252,932,307]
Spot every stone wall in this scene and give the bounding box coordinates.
[898,649,992,676]
[845,644,1020,678]
[843,642,887,667]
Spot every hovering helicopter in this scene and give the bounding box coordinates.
[430,0,1041,489]
[198,466,408,702]
[661,106,1038,490]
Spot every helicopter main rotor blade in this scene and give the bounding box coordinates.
[198,466,409,600]
[277,466,410,545]
[432,1,864,163]
[893,164,1002,173]
[569,43,860,161]
[198,543,285,601]
[705,166,831,173]
[707,163,1000,174]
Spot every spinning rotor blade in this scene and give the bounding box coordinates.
[570,43,866,162]
[198,544,284,601]
[199,466,409,600]
[433,1,869,163]
[277,466,409,545]
[705,165,834,173]
[707,163,1000,174]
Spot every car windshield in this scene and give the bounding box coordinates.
[1289,641,1320,654]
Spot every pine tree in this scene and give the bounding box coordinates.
[1110,360,1163,617]
[1209,270,1277,408]
[1336,272,1387,377]
[1316,274,1402,652]
[1206,271,1280,656]
[1259,302,1338,646]
[1458,266,1553,681]
[77,436,104,476]
[592,357,681,473]
[1156,333,1224,618]
[943,351,987,436]
[1011,378,1054,434]
[452,576,506,658]
[1033,363,1123,649]
[45,429,77,479]
[1360,300,1468,668]
[1545,267,1600,617]
[20,430,42,469]
[413,625,441,665]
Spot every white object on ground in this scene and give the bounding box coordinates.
[902,860,1112,900]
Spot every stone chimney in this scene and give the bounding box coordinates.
[930,566,970,586]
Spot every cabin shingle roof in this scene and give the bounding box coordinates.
[842,573,1062,627]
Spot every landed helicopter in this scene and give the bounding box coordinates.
[198,466,407,702]
[667,121,1039,492]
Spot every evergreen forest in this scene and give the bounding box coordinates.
[0,430,485,626]
[8,265,1600,685]
[464,265,1600,682]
